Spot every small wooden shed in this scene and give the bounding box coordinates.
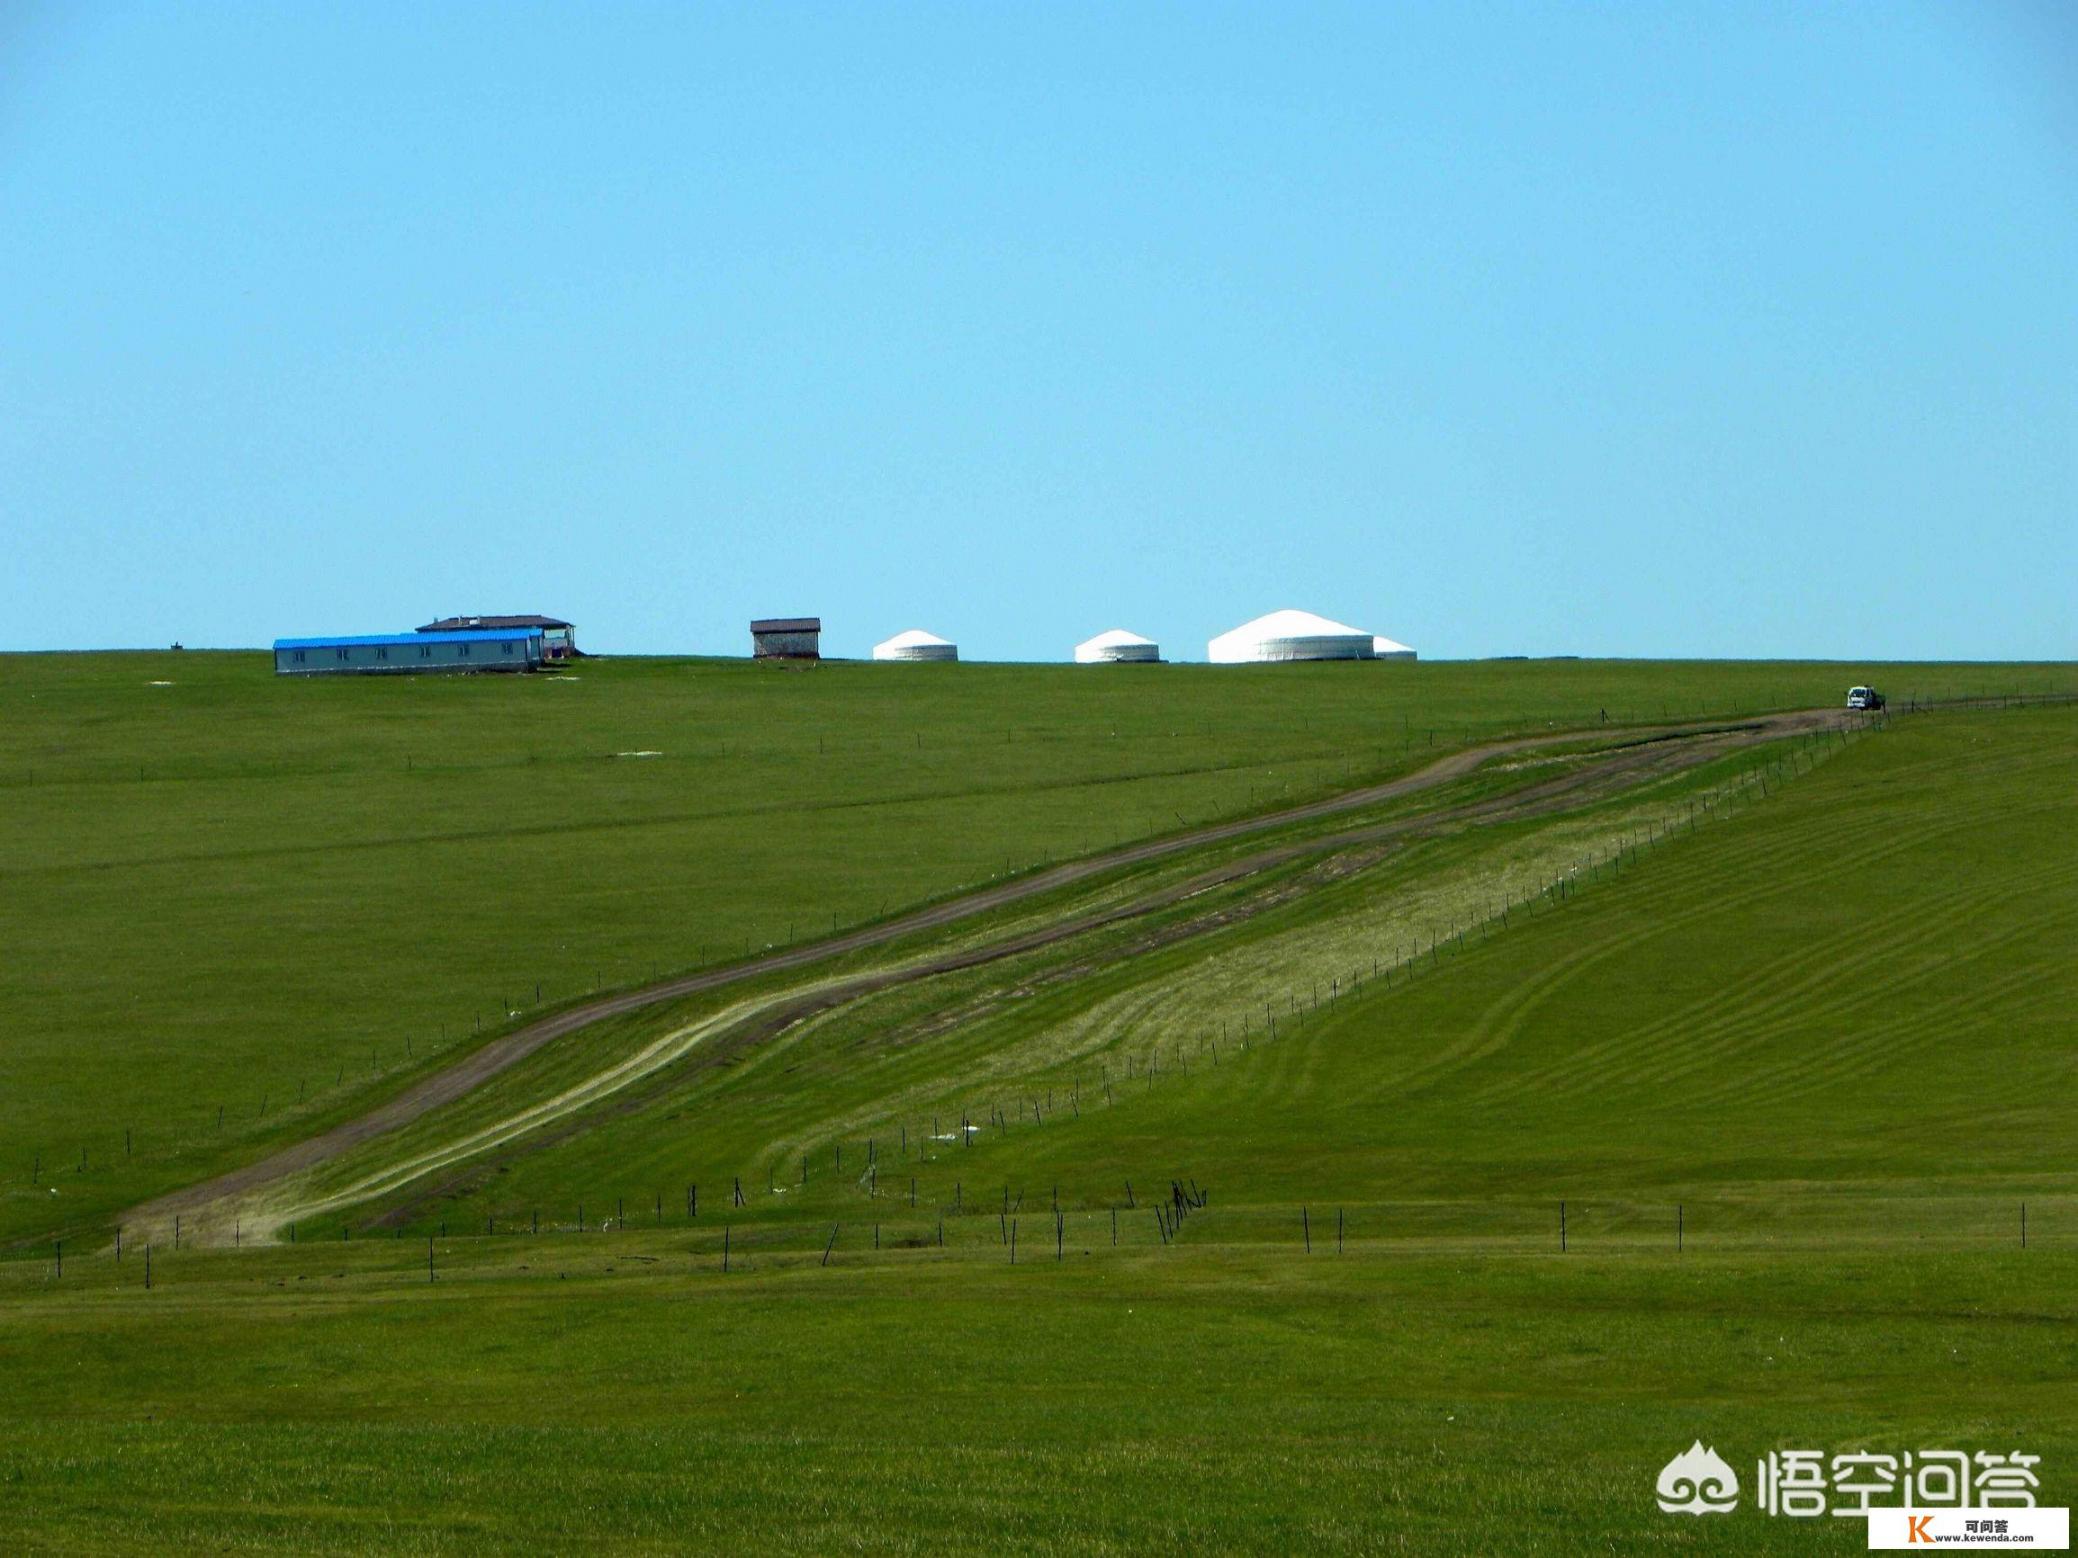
[751,617,822,660]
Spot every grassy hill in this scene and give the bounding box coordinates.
[3,649,2068,1250]
[0,696,2072,1552]
[165,703,2073,1259]
[2,650,2074,1552]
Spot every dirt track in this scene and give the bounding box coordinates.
[130,708,1849,1229]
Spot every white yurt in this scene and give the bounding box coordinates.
[872,628,958,663]
[1207,609,1375,664]
[1073,628,1160,664]
[1370,634,1418,661]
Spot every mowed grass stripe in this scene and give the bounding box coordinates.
[1631,871,2078,1103]
[1725,947,2071,1112]
[1468,778,2073,1104]
[1525,856,2077,1104]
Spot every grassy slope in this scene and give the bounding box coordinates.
[891,704,2078,1231]
[8,650,2062,1244]
[0,707,2071,1552]
[259,727,1801,1244]
[266,708,2072,1255]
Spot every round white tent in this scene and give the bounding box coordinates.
[1371,634,1418,661]
[1073,628,1160,664]
[1207,609,1375,664]
[872,628,958,663]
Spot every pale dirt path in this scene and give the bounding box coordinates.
[129,709,1846,1231]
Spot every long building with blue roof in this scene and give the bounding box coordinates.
[273,628,544,676]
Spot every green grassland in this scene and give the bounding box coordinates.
[2,650,2067,1249]
[4,1242,2073,1555]
[1,653,2074,1552]
[214,721,1836,1249]
[152,706,2071,1265]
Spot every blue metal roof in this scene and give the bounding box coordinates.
[273,629,541,650]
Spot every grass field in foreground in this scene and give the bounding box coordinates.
[3,650,2069,1250]
[0,707,2071,1550]
[1,1241,2071,1555]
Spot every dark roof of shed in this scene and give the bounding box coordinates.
[750,617,822,634]
[418,614,572,632]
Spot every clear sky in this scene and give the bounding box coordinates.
[3,2,2072,661]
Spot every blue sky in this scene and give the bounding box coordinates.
[3,2,2072,661]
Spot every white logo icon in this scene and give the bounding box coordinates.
[1657,1441,1741,1515]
